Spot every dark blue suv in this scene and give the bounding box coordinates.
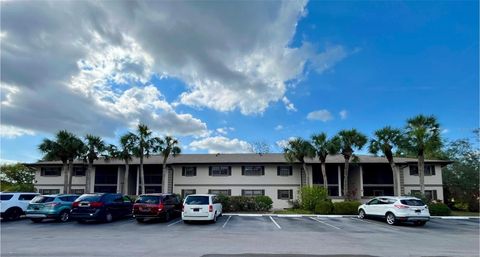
[70,193,133,223]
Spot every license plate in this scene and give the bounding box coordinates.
[415,210,421,213]
[193,208,199,212]
[140,208,150,212]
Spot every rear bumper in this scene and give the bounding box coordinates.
[133,212,165,218]
[70,210,103,220]
[25,211,59,219]
[397,216,430,221]
[182,212,214,221]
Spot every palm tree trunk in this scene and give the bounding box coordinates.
[343,158,350,200]
[418,154,425,195]
[123,162,129,195]
[162,163,167,193]
[68,159,74,194]
[62,161,68,193]
[86,162,93,193]
[302,163,309,186]
[140,156,145,194]
[389,161,399,196]
[321,162,328,190]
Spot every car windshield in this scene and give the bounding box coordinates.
[76,194,102,202]
[401,199,425,206]
[0,194,13,201]
[136,195,160,204]
[185,196,209,205]
[31,196,55,203]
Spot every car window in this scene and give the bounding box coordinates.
[136,195,160,204]
[19,194,37,201]
[76,194,102,202]
[69,196,79,202]
[59,196,70,202]
[400,199,425,206]
[174,196,180,204]
[368,199,379,205]
[31,196,55,203]
[0,194,13,201]
[123,196,132,203]
[113,195,124,203]
[185,196,209,205]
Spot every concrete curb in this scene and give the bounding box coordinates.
[223,213,480,219]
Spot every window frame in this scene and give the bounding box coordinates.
[409,164,436,176]
[241,189,265,197]
[277,189,293,200]
[208,189,232,196]
[277,166,293,176]
[40,167,62,177]
[242,166,265,176]
[182,166,197,177]
[39,189,60,195]
[209,166,232,176]
[73,166,86,176]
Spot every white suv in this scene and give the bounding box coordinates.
[1,192,39,220]
[358,196,430,226]
[182,194,222,223]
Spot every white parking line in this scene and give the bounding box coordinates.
[167,219,183,227]
[269,216,281,229]
[222,215,232,228]
[309,217,341,230]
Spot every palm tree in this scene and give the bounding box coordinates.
[38,130,71,193]
[369,127,403,196]
[82,135,106,193]
[403,115,442,195]
[155,136,181,193]
[311,133,332,189]
[329,129,367,199]
[108,133,136,194]
[131,124,157,194]
[66,135,84,194]
[283,138,315,186]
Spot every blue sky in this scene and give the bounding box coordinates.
[1,0,478,163]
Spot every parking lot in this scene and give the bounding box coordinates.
[2,215,479,257]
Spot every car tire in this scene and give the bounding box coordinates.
[6,207,23,221]
[183,220,190,224]
[31,218,43,223]
[77,219,87,224]
[386,212,397,225]
[165,211,171,222]
[58,210,70,222]
[212,212,217,223]
[136,218,145,223]
[414,221,427,226]
[104,212,113,223]
[358,209,366,219]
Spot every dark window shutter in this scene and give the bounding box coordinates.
[261,190,265,196]
[289,166,293,176]
[209,166,212,176]
[261,166,265,175]
[277,190,281,199]
[277,166,280,176]
[228,189,231,196]
[228,166,232,176]
[242,166,245,175]
[290,190,293,199]
[431,166,436,175]
[193,167,197,176]
[182,167,185,176]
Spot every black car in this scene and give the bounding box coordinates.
[70,193,133,223]
[132,194,182,222]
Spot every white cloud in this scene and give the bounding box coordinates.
[307,109,333,122]
[442,128,450,134]
[216,127,235,136]
[189,136,251,153]
[275,137,297,149]
[282,96,297,112]
[0,125,36,138]
[275,125,284,131]
[339,110,348,120]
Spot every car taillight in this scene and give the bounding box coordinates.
[158,203,165,211]
[394,204,409,209]
[208,204,213,212]
[72,202,79,208]
[90,202,104,208]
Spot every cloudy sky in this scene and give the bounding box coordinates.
[1,0,478,163]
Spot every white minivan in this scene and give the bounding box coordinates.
[182,194,222,223]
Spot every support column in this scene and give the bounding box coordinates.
[89,167,96,193]
[359,165,364,197]
[136,166,139,195]
[337,165,342,197]
[116,166,122,193]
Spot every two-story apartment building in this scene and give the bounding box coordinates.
[30,153,450,209]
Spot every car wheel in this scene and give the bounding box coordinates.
[77,219,87,224]
[414,221,427,226]
[183,220,190,224]
[104,212,113,223]
[31,218,43,223]
[58,210,70,222]
[358,209,366,219]
[212,212,217,223]
[386,213,397,225]
[6,208,23,221]
[136,218,145,223]
[165,211,171,222]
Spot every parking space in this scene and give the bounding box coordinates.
[1,215,479,257]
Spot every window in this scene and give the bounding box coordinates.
[59,196,71,202]
[277,190,293,200]
[277,166,292,176]
[182,167,197,177]
[181,189,196,198]
[208,189,231,196]
[242,189,265,196]
[73,166,86,176]
[41,167,61,176]
[242,166,264,176]
[185,195,209,205]
[39,189,60,195]
[409,165,436,176]
[68,196,79,202]
[31,196,55,203]
[0,194,13,201]
[411,190,438,200]
[209,166,231,176]
[71,189,85,195]
[19,194,37,201]
[373,190,385,196]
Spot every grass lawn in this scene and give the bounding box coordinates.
[451,210,480,216]
[273,209,314,215]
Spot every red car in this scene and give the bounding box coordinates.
[132,194,182,222]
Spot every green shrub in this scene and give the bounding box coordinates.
[315,200,333,214]
[453,202,469,211]
[127,195,138,202]
[428,203,451,216]
[255,195,273,211]
[216,194,231,212]
[333,201,361,215]
[299,186,328,212]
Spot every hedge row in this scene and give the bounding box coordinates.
[315,200,361,215]
[217,195,273,212]
[428,203,451,216]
